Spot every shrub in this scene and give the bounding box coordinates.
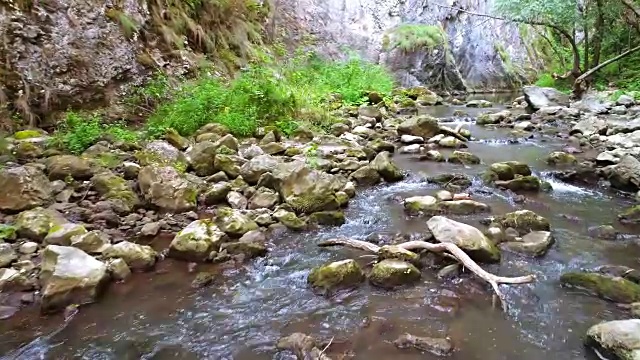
[52,112,140,154]
[387,24,446,52]
[534,73,556,88]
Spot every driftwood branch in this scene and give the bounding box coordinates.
[318,238,535,310]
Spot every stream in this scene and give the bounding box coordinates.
[2,94,639,360]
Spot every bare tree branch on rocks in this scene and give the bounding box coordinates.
[318,237,536,310]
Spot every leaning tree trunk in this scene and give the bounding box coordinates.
[573,44,640,98]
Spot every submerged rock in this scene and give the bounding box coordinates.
[0,165,53,211]
[169,220,227,262]
[393,333,453,356]
[501,231,554,257]
[427,216,500,263]
[369,259,421,288]
[619,206,640,225]
[585,319,640,360]
[308,259,365,293]
[560,272,640,303]
[308,211,346,226]
[40,245,109,313]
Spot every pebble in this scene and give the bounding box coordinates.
[19,242,38,255]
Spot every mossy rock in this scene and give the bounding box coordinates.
[14,129,46,140]
[274,210,306,231]
[487,163,514,181]
[369,259,421,288]
[309,211,346,226]
[561,272,640,303]
[378,245,420,266]
[448,151,480,165]
[308,259,365,293]
[14,141,43,160]
[91,171,139,213]
[494,175,542,192]
[619,206,640,224]
[427,173,472,191]
[15,207,66,242]
[493,210,550,235]
[44,223,88,246]
[546,151,577,166]
[164,128,189,150]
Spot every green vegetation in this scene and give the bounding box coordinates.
[386,24,446,52]
[49,53,395,154]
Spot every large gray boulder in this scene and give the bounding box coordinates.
[46,155,94,180]
[522,86,570,111]
[39,245,109,313]
[0,165,53,211]
[272,161,344,213]
[427,216,500,263]
[308,259,365,293]
[609,155,640,192]
[370,151,404,182]
[91,171,140,214]
[239,154,282,184]
[103,241,157,271]
[397,115,440,139]
[138,166,198,213]
[586,319,640,360]
[169,219,228,262]
[15,207,67,241]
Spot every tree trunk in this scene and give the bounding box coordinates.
[573,44,640,97]
[581,2,589,71]
[591,0,604,67]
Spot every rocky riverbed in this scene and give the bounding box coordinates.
[2,88,640,359]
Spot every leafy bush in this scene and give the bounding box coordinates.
[387,24,445,52]
[145,54,395,138]
[534,73,556,87]
[52,112,140,154]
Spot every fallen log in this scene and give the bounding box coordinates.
[318,237,536,310]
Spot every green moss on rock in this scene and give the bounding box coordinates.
[561,272,640,303]
[308,259,365,293]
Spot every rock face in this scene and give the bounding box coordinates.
[0,166,53,211]
[39,245,109,313]
[523,86,571,110]
[281,0,537,90]
[138,166,198,213]
[307,259,365,293]
[427,216,500,263]
[586,320,640,360]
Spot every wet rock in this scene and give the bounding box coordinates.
[618,206,640,225]
[378,245,420,265]
[501,231,554,257]
[448,151,480,164]
[597,265,640,284]
[369,259,421,288]
[308,211,346,226]
[427,216,500,263]
[138,166,198,213]
[399,144,422,154]
[203,182,232,205]
[0,244,17,267]
[70,230,111,254]
[523,86,570,110]
[221,240,268,259]
[513,121,535,131]
[561,272,640,303]
[350,165,381,186]
[397,115,440,139]
[438,136,466,148]
[91,171,139,214]
[393,333,453,356]
[368,138,396,153]
[420,149,445,162]
[400,135,424,144]
[404,196,438,214]
[191,272,215,288]
[308,259,365,293]
[272,162,344,213]
[186,141,218,176]
[103,241,157,271]
[0,165,52,211]
[239,154,281,184]
[44,223,88,246]
[427,173,472,191]
[169,220,227,262]
[46,155,93,180]
[609,155,640,192]
[107,258,131,281]
[588,225,619,240]
[586,319,640,360]
[437,200,490,215]
[370,151,404,182]
[215,208,258,237]
[273,209,306,230]
[0,268,33,292]
[15,207,66,241]
[492,210,550,235]
[437,263,461,279]
[494,175,542,192]
[40,245,109,314]
[546,151,577,166]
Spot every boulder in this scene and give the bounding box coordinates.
[103,241,157,271]
[164,128,189,150]
[169,220,227,262]
[561,272,640,303]
[586,320,640,360]
[0,165,53,211]
[501,231,554,257]
[248,187,280,210]
[273,162,343,213]
[570,116,608,136]
[400,144,422,154]
[138,166,198,213]
[427,173,472,191]
[213,154,245,179]
[107,258,132,281]
[0,244,17,268]
[350,165,381,186]
[15,207,66,241]
[438,136,466,148]
[70,230,111,254]
[140,140,185,166]
[494,175,542,192]
[220,240,268,259]
[522,86,570,110]
[203,182,232,205]
[546,151,577,165]
[369,260,421,288]
[437,200,491,215]
[273,209,306,230]
[448,151,480,164]
[397,115,440,139]
[91,171,139,213]
[420,150,445,162]
[588,225,619,240]
[214,208,259,237]
[226,191,248,210]
[378,245,420,265]
[308,211,346,226]
[46,155,93,180]
[404,196,438,214]
[609,155,640,192]
[619,206,640,224]
[39,245,109,313]
[239,154,282,184]
[572,94,611,114]
[427,216,500,263]
[44,223,88,246]
[370,151,404,182]
[186,141,218,176]
[492,210,550,235]
[307,259,365,293]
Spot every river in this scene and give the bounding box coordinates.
[1,94,638,360]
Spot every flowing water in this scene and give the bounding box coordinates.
[2,95,640,360]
